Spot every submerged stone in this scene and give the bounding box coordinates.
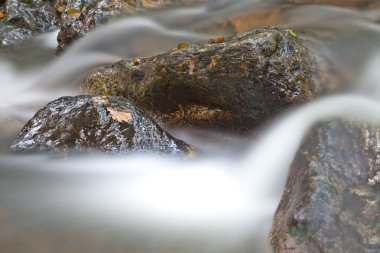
[10,95,193,156]
[271,120,380,253]
[0,0,59,46]
[81,27,341,134]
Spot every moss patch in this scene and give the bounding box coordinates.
[289,223,309,242]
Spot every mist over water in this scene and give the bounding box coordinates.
[1,1,380,252]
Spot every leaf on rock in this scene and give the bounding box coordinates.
[106,107,133,123]
[177,43,190,49]
[66,8,81,18]
[285,29,297,37]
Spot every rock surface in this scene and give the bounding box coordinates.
[10,95,193,156]
[55,0,204,53]
[81,27,340,134]
[271,120,380,253]
[0,0,59,46]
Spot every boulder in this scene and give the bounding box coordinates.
[10,95,193,156]
[271,120,380,253]
[0,0,59,46]
[81,28,341,134]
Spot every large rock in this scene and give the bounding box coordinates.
[81,28,341,134]
[10,95,193,156]
[271,120,380,253]
[0,0,59,46]
[55,0,205,53]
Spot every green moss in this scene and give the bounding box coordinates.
[285,29,297,37]
[289,223,309,242]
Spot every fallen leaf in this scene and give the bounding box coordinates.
[132,59,140,66]
[106,107,133,123]
[0,12,4,19]
[216,35,224,43]
[67,8,80,14]
[285,29,297,37]
[177,43,190,49]
[66,8,81,18]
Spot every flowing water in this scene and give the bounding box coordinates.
[1,1,380,252]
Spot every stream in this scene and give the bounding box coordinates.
[1,1,380,252]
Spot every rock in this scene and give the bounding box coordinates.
[55,0,204,53]
[270,120,380,253]
[10,95,193,156]
[0,0,59,46]
[81,28,341,134]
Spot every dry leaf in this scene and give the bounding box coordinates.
[67,8,81,15]
[177,43,190,49]
[66,8,81,18]
[215,35,224,43]
[106,107,133,123]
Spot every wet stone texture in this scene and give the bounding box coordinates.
[271,120,380,253]
[81,28,340,134]
[55,0,204,53]
[10,95,193,156]
[0,0,59,46]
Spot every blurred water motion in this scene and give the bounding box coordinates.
[1,0,380,252]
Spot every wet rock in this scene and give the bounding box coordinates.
[0,0,59,46]
[81,28,340,134]
[10,95,193,156]
[55,0,204,53]
[271,120,380,253]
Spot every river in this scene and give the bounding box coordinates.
[0,1,380,252]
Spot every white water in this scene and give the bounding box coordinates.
[1,1,380,252]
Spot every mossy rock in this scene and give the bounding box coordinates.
[81,27,342,134]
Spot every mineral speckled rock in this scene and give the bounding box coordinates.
[10,95,193,156]
[81,28,340,134]
[270,120,380,253]
[55,0,205,53]
[0,0,59,46]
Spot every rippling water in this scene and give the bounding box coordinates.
[1,1,380,252]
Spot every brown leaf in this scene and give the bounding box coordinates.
[106,107,133,123]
